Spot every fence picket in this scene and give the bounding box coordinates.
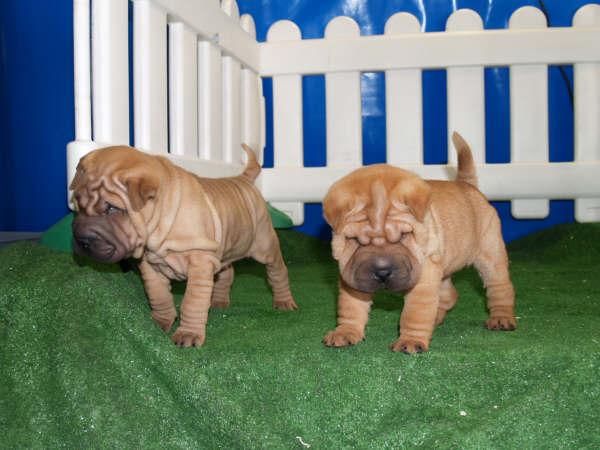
[325,17,362,166]
[509,6,550,219]
[73,0,92,142]
[221,0,242,164]
[133,0,168,153]
[92,0,129,144]
[240,14,262,163]
[446,9,485,164]
[574,4,600,222]
[384,13,422,165]
[267,20,304,225]
[169,22,198,156]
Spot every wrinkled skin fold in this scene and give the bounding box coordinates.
[322,132,516,354]
[71,144,297,348]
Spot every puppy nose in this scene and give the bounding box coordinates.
[374,267,392,282]
[372,256,394,282]
[75,235,94,252]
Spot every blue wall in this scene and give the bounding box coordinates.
[0,0,596,242]
[0,0,74,232]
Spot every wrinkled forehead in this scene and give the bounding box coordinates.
[339,185,416,243]
[72,150,139,214]
[72,180,127,215]
[81,147,149,174]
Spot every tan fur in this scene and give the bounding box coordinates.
[71,145,297,348]
[322,132,516,353]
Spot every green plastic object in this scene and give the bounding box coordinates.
[39,213,74,252]
[40,204,293,253]
[267,203,294,229]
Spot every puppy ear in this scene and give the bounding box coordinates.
[126,176,158,212]
[70,156,91,192]
[323,188,346,231]
[69,166,84,192]
[331,233,345,260]
[394,178,431,223]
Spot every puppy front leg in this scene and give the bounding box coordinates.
[172,253,217,347]
[323,280,373,347]
[391,258,443,353]
[139,259,176,332]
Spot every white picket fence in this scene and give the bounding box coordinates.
[67,0,600,225]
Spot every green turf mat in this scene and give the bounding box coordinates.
[1,224,599,448]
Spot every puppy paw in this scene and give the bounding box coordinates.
[151,310,177,332]
[390,338,429,354]
[486,316,517,331]
[273,297,298,311]
[210,299,230,309]
[171,328,205,348]
[435,309,448,326]
[323,327,364,347]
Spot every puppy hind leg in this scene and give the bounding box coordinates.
[211,265,234,309]
[251,229,297,311]
[435,277,458,326]
[139,259,177,332]
[474,217,516,331]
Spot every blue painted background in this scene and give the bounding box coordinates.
[0,0,596,242]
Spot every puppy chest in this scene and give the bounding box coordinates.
[145,252,188,281]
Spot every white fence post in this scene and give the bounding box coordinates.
[133,0,168,153]
[240,14,263,164]
[446,9,485,164]
[266,20,305,225]
[221,0,242,164]
[509,6,550,219]
[169,22,198,157]
[68,0,98,207]
[325,16,362,167]
[574,4,600,222]
[384,12,422,165]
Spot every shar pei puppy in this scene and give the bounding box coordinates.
[71,145,297,347]
[322,132,516,353]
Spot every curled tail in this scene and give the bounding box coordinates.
[451,131,478,188]
[241,144,261,182]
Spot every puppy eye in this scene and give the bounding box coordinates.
[104,203,122,215]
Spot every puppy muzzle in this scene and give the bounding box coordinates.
[72,215,132,263]
[341,244,420,294]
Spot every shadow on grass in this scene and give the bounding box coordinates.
[370,266,488,314]
[72,252,126,274]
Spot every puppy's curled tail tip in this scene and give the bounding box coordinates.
[241,144,261,182]
[451,131,478,188]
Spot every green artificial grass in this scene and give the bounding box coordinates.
[1,223,599,448]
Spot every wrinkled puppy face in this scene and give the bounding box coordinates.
[324,165,431,294]
[70,146,160,263]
